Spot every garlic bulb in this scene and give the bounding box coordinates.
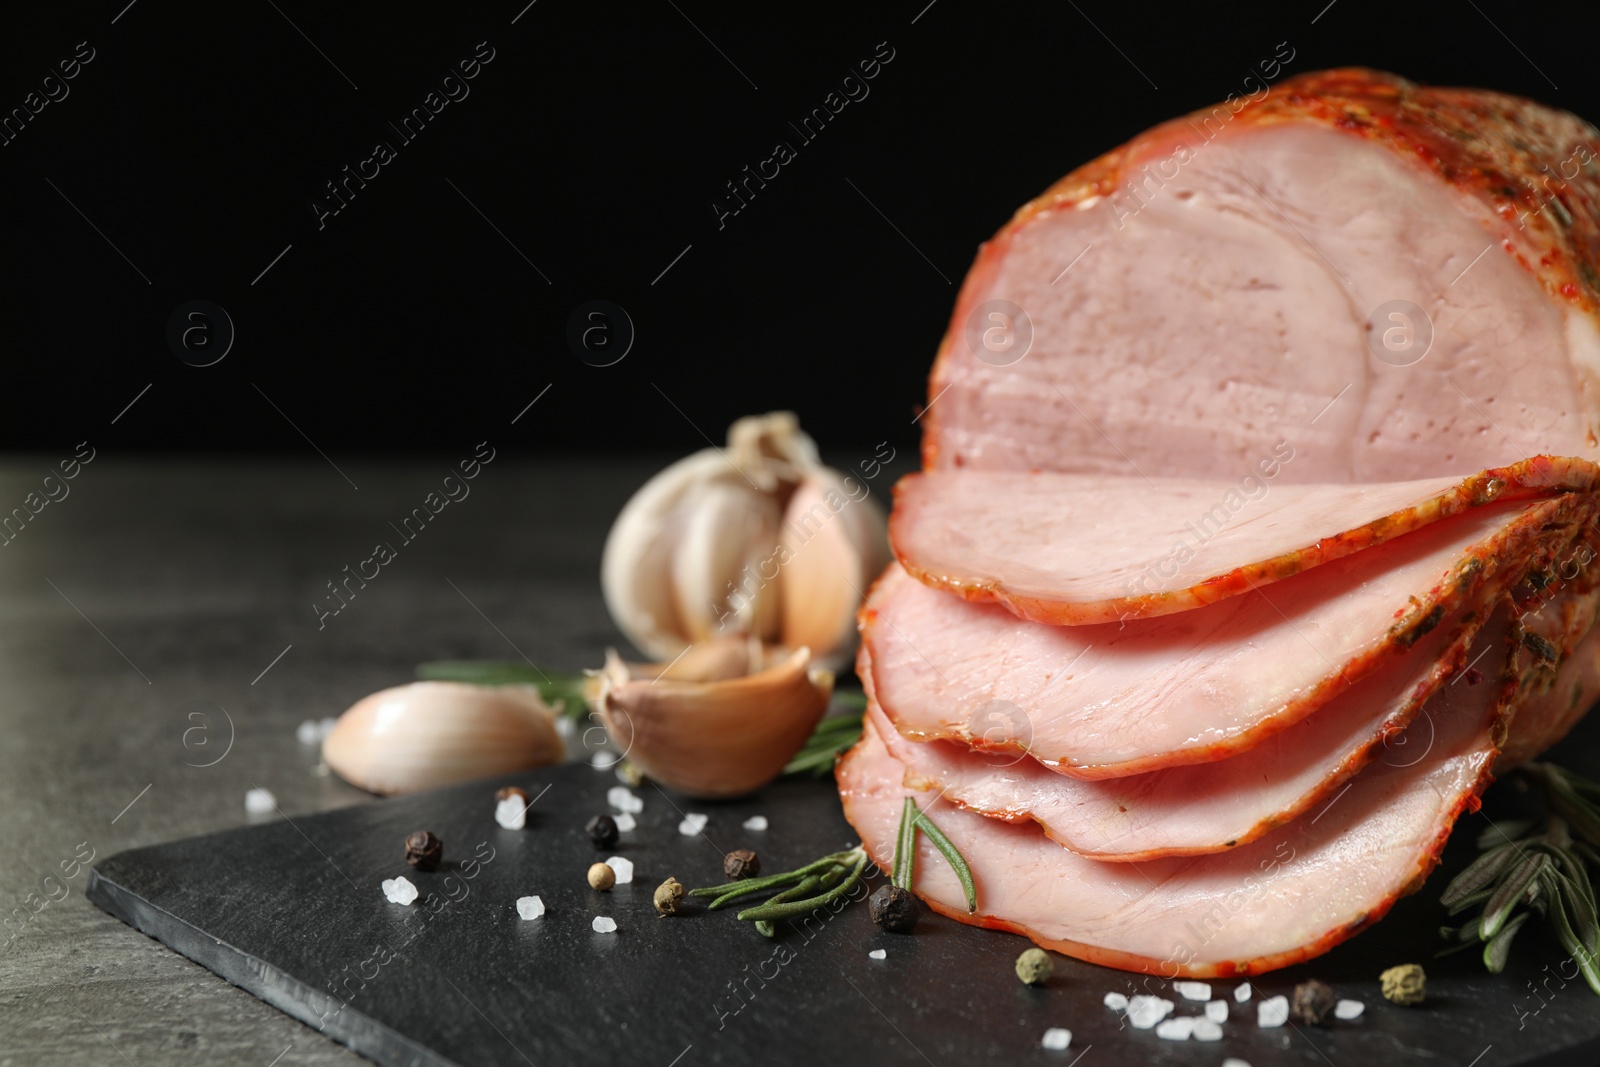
[601,412,889,667]
[323,681,564,795]
[594,645,833,798]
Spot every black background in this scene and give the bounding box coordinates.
[1,0,1593,457]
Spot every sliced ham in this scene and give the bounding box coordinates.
[921,70,1600,483]
[1498,582,1600,764]
[892,458,1599,625]
[863,493,1587,777]
[839,69,1600,979]
[838,614,1511,977]
[858,595,1481,861]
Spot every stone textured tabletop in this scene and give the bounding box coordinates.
[0,456,676,1066]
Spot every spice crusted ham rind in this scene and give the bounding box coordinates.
[838,619,1512,978]
[863,493,1593,778]
[922,69,1600,482]
[856,598,1482,861]
[892,457,1600,626]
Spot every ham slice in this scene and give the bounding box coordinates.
[858,594,1481,861]
[920,70,1600,483]
[863,493,1588,777]
[838,613,1511,977]
[892,458,1599,625]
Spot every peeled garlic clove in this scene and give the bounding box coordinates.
[779,470,890,667]
[322,682,564,795]
[596,647,832,799]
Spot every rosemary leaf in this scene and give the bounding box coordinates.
[1481,853,1550,940]
[1440,843,1521,907]
[1542,870,1600,995]
[893,798,917,891]
[1483,911,1531,973]
[914,808,978,913]
[754,874,823,938]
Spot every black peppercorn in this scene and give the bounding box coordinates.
[404,831,443,871]
[586,814,619,850]
[869,884,919,933]
[724,849,760,880]
[1291,979,1338,1026]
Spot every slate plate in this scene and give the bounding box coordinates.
[88,718,1600,1067]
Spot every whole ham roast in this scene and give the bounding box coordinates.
[838,69,1600,977]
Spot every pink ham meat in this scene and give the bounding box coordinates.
[863,493,1586,778]
[838,617,1511,977]
[892,458,1599,626]
[857,594,1480,861]
[921,70,1600,483]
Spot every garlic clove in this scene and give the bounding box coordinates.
[601,449,729,659]
[669,479,783,646]
[322,681,565,795]
[596,646,833,798]
[601,412,824,661]
[779,470,891,668]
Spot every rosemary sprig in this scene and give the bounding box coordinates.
[889,795,977,912]
[782,693,866,777]
[690,845,870,934]
[1439,762,1600,993]
[414,661,590,719]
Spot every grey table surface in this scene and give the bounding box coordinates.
[0,454,726,1066]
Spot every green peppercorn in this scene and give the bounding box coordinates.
[654,877,686,916]
[1015,948,1053,986]
[1380,963,1426,1006]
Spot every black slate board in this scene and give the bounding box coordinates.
[88,719,1600,1067]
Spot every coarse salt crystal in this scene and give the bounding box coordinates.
[515,895,545,920]
[591,916,617,933]
[614,813,636,832]
[1192,1018,1223,1042]
[869,949,886,960]
[244,788,277,814]
[678,813,708,836]
[1205,1000,1229,1023]
[382,877,418,906]
[1040,1028,1072,1051]
[606,786,643,814]
[590,752,616,769]
[1103,992,1128,1011]
[743,815,768,831]
[1257,995,1289,1029]
[495,796,527,830]
[1335,999,1365,1020]
[295,719,320,744]
[1156,1017,1194,1041]
[604,856,634,885]
[1126,995,1174,1029]
[1173,980,1211,1001]
[1234,982,1252,1003]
